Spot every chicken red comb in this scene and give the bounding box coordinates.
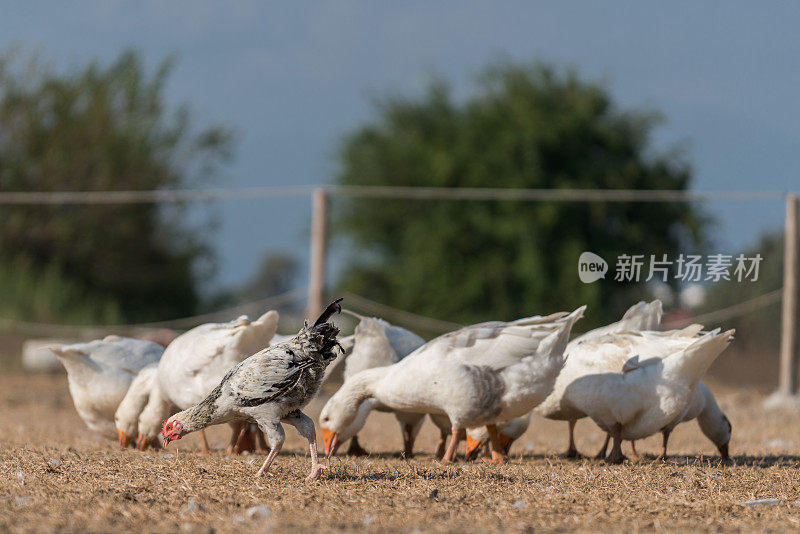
[161,420,169,436]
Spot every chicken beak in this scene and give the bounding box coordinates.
[117,428,130,449]
[464,434,483,461]
[718,441,729,460]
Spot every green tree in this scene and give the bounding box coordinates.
[0,50,232,324]
[334,63,706,329]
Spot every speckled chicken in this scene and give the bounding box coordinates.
[162,298,343,481]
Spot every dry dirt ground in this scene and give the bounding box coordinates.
[3,373,800,533]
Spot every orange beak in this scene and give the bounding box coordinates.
[464,434,485,461]
[117,428,131,449]
[322,428,339,458]
[136,433,149,451]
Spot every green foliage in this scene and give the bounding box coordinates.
[0,50,232,324]
[334,62,706,328]
[0,257,123,325]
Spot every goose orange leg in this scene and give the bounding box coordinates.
[629,440,640,462]
[440,428,465,464]
[199,429,211,455]
[434,427,449,460]
[655,430,671,462]
[605,424,627,465]
[483,424,509,465]
[561,420,581,458]
[401,424,415,459]
[595,433,611,459]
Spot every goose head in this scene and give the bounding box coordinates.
[319,382,376,458]
[320,397,374,456]
[696,383,732,460]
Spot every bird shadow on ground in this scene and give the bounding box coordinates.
[624,453,800,468]
[323,465,468,482]
[508,452,800,469]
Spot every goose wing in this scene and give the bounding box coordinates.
[412,312,571,369]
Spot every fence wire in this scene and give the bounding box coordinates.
[0,185,793,205]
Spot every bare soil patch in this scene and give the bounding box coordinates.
[3,373,800,532]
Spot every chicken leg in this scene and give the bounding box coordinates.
[256,421,285,478]
[284,410,326,482]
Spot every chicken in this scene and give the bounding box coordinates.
[145,310,279,454]
[162,298,343,481]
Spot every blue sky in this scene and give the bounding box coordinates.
[1,1,797,292]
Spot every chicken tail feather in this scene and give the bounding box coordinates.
[313,298,344,327]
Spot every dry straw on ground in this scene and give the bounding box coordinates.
[3,374,800,532]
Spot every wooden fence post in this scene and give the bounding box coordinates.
[781,195,800,394]
[307,188,328,320]
[768,194,800,406]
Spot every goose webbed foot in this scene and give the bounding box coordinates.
[604,424,626,465]
[605,451,627,465]
[594,433,611,460]
[628,441,640,463]
[481,451,508,465]
[560,446,583,459]
[560,420,583,459]
[440,428,465,464]
[485,424,509,465]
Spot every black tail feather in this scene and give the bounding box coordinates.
[313,297,343,327]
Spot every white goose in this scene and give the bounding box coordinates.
[535,300,663,457]
[52,336,164,439]
[320,307,584,464]
[654,381,731,460]
[559,327,734,463]
[320,315,447,458]
[139,311,279,453]
[114,364,159,449]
